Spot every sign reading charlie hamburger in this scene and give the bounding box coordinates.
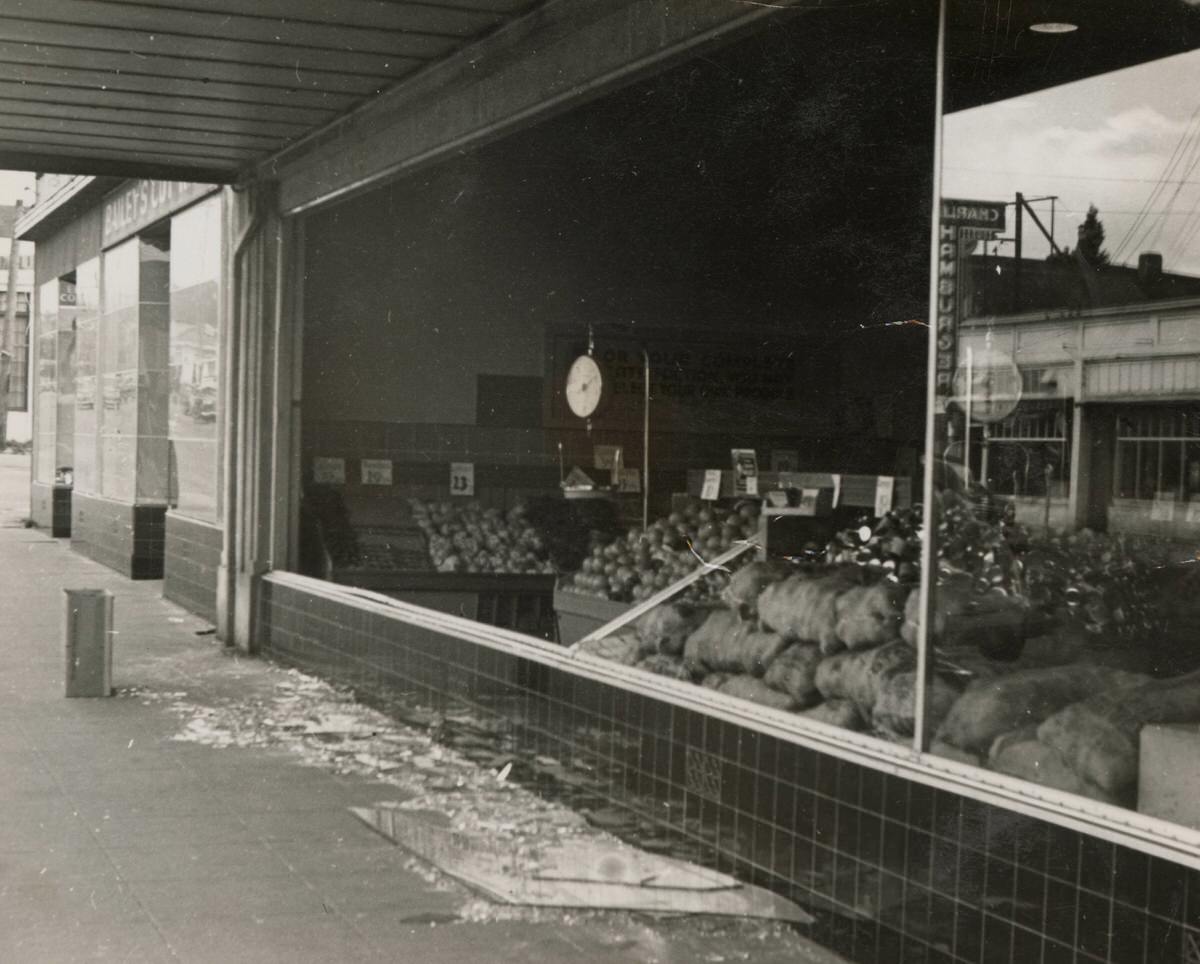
[935,198,1007,403]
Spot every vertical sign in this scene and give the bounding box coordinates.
[700,470,723,501]
[730,448,759,496]
[874,475,896,517]
[937,199,1006,404]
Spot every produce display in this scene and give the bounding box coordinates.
[410,498,556,575]
[562,499,762,603]
[570,550,941,742]
[566,475,1200,811]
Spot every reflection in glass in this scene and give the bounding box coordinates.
[929,15,1200,825]
[33,279,57,484]
[73,258,100,493]
[167,195,221,521]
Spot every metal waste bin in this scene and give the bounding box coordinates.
[64,589,113,698]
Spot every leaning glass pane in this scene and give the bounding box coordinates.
[927,4,1200,826]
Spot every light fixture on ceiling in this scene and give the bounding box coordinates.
[1029,21,1078,34]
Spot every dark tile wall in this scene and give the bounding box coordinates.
[163,513,221,624]
[258,579,1200,964]
[71,492,165,579]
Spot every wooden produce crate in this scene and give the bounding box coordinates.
[331,567,557,640]
[553,589,631,645]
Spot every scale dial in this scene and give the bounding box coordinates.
[565,354,606,419]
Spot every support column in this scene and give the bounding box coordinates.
[1069,403,1115,533]
[217,181,296,652]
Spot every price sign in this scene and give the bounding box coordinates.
[618,468,641,493]
[874,476,895,517]
[312,457,345,485]
[593,445,623,471]
[1151,496,1175,522]
[744,474,759,496]
[701,469,723,501]
[450,462,475,497]
[731,448,758,496]
[360,459,393,486]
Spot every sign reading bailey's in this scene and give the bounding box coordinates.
[102,180,216,248]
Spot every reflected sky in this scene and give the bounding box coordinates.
[944,48,1200,275]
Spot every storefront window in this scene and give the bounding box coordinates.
[293,8,937,748]
[33,279,57,484]
[168,195,222,521]
[99,239,140,502]
[73,258,101,494]
[927,8,1200,825]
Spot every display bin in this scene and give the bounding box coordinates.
[328,568,557,640]
[553,589,631,645]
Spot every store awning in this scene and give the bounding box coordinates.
[0,0,539,183]
[0,0,1195,189]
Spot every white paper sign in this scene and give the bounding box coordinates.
[1151,497,1175,522]
[450,462,475,496]
[618,468,641,493]
[312,457,345,485]
[594,445,623,471]
[1186,501,1200,524]
[797,488,821,515]
[701,469,723,501]
[874,475,895,517]
[360,459,393,486]
[744,474,759,496]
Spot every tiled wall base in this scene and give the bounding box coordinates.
[163,512,220,624]
[70,492,165,579]
[259,578,1200,964]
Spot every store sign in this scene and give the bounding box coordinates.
[935,198,1006,403]
[939,198,1006,231]
[102,180,215,247]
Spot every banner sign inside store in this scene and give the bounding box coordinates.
[102,180,216,247]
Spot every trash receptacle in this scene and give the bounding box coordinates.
[64,589,113,698]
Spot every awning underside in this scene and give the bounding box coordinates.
[0,0,537,182]
[0,0,1195,185]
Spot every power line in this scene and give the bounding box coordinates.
[1112,99,1200,262]
[944,166,1200,185]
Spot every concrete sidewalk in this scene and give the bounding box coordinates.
[0,456,842,964]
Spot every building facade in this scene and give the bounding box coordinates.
[13,3,1200,962]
